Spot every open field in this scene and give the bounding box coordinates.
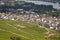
[0,20,60,40]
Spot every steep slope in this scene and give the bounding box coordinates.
[0,20,60,40]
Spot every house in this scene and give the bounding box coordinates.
[11,18,15,20]
[50,27,54,29]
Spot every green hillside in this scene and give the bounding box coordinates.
[0,20,60,40]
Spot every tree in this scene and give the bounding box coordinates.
[10,36,21,40]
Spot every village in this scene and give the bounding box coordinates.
[0,12,60,31]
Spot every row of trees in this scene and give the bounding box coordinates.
[46,11,60,18]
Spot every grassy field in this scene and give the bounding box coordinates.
[0,20,60,40]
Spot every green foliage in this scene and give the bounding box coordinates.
[43,11,60,18]
[10,36,21,40]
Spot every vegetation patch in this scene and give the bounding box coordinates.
[0,20,60,40]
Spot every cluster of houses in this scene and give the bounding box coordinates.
[41,17,60,30]
[0,0,25,6]
[0,12,60,31]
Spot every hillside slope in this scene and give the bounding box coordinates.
[27,0,60,3]
[0,20,60,40]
